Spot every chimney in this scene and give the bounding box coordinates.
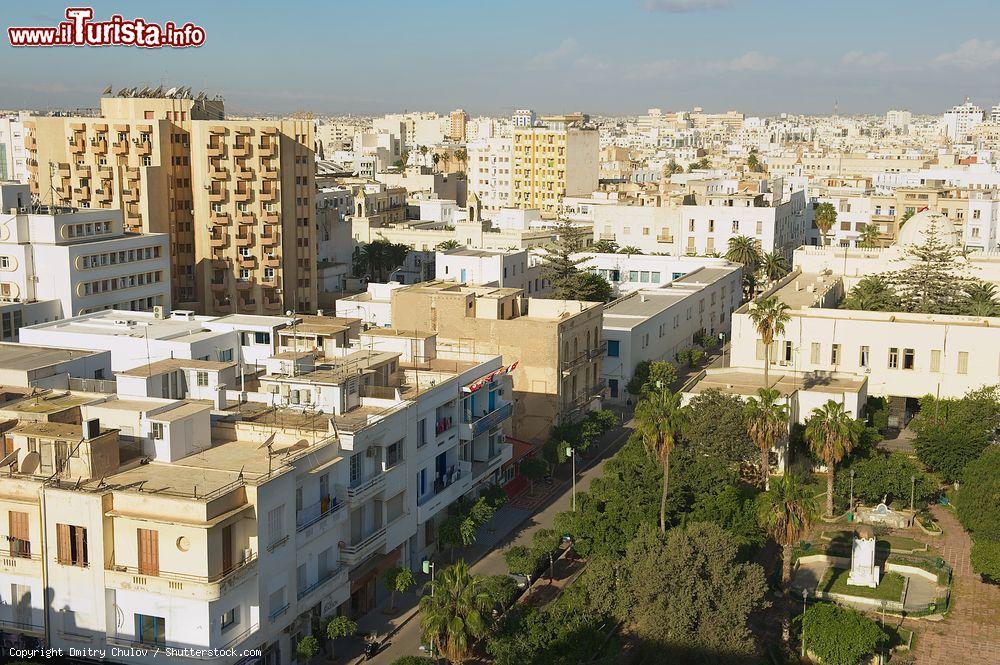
[82,418,100,440]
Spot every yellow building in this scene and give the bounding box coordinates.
[511,115,599,216]
[25,90,317,316]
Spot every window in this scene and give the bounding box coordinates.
[859,346,870,368]
[56,524,88,566]
[831,344,841,365]
[810,342,820,364]
[196,371,208,387]
[607,340,620,357]
[902,348,915,370]
[958,351,969,375]
[151,422,164,440]
[221,606,240,632]
[385,440,402,468]
[218,349,233,362]
[930,349,941,373]
[783,341,793,362]
[8,511,30,558]
[888,347,899,369]
[267,506,285,549]
[350,452,362,483]
[417,418,427,448]
[135,614,165,647]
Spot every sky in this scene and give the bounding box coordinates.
[3,0,1000,117]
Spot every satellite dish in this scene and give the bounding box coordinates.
[102,84,113,95]
[20,451,40,475]
[165,86,178,97]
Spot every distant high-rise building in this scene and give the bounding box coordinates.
[511,109,536,128]
[25,88,317,316]
[448,109,468,143]
[511,115,598,216]
[0,112,30,183]
[941,99,984,141]
[885,109,912,132]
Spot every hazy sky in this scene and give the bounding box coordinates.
[4,0,1000,117]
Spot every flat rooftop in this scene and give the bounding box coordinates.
[23,309,220,341]
[3,391,95,415]
[686,369,866,398]
[118,357,236,377]
[444,248,507,258]
[10,421,114,439]
[603,290,692,329]
[209,314,287,328]
[400,280,522,298]
[767,272,838,310]
[672,265,740,286]
[0,343,104,371]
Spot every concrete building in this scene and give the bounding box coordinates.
[25,89,317,316]
[576,253,741,298]
[467,137,513,218]
[941,100,984,142]
[0,186,170,318]
[0,112,30,183]
[434,248,547,295]
[601,263,742,401]
[335,282,406,329]
[448,109,468,143]
[511,109,536,128]
[390,281,605,442]
[511,115,599,216]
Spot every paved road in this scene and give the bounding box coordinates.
[365,423,633,664]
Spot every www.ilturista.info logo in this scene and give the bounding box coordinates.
[8,7,205,48]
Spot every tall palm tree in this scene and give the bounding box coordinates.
[841,275,900,312]
[418,560,492,663]
[725,235,761,272]
[634,388,689,533]
[758,474,818,645]
[759,251,790,284]
[618,246,642,255]
[436,239,461,251]
[857,222,881,249]
[813,202,837,247]
[804,400,861,517]
[591,239,618,253]
[963,281,999,317]
[744,387,789,487]
[747,296,791,390]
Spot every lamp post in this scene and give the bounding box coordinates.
[422,560,436,658]
[566,446,576,512]
[849,469,856,513]
[801,588,810,657]
[910,475,916,512]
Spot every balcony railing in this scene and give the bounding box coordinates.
[107,551,258,586]
[0,618,44,635]
[296,565,344,601]
[347,473,385,501]
[459,402,512,440]
[339,526,386,564]
[268,602,290,622]
[296,496,344,532]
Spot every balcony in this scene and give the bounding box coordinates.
[210,212,231,225]
[599,232,616,241]
[235,190,252,203]
[297,564,346,602]
[261,232,281,247]
[258,142,277,157]
[112,141,129,155]
[207,144,225,158]
[656,234,675,243]
[588,340,608,360]
[339,527,386,566]
[208,190,226,203]
[210,234,229,248]
[260,188,278,202]
[136,140,152,156]
[0,545,41,578]
[210,167,229,180]
[416,460,472,523]
[0,618,44,637]
[296,495,345,533]
[347,473,385,504]
[472,442,514,479]
[235,167,254,180]
[233,143,252,158]
[236,233,254,247]
[105,552,258,602]
[459,402,512,441]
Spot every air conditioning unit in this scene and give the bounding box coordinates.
[152,305,165,319]
[365,447,378,458]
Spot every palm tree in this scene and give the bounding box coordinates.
[726,235,762,275]
[618,246,642,255]
[634,388,689,533]
[744,387,789,487]
[759,251,790,284]
[747,296,791,390]
[454,148,468,169]
[747,149,764,173]
[813,202,837,247]
[805,400,861,517]
[963,281,999,317]
[841,275,900,311]
[435,239,461,251]
[419,560,492,663]
[591,239,618,253]
[383,241,411,280]
[758,474,818,645]
[857,222,881,249]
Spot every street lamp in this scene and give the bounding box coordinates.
[566,446,576,512]
[422,560,436,658]
[910,475,916,512]
[849,469,856,513]
[801,587,810,657]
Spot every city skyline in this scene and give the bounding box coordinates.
[3,0,1000,116]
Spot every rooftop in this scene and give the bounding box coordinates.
[686,368,866,398]
[118,357,236,377]
[604,291,692,329]
[10,421,113,439]
[23,309,216,341]
[0,343,104,372]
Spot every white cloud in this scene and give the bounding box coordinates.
[705,51,778,72]
[841,50,889,67]
[530,38,579,67]
[644,0,733,12]
[625,59,683,80]
[933,38,1000,70]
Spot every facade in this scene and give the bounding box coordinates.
[941,101,984,142]
[335,282,406,328]
[434,248,547,295]
[511,116,599,216]
[0,112,30,183]
[466,137,513,218]
[448,109,468,143]
[25,90,316,316]
[390,281,605,442]
[575,253,741,297]
[0,190,170,317]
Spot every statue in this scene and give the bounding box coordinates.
[847,525,880,589]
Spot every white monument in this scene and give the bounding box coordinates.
[847,525,880,589]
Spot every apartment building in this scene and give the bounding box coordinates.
[467,137,513,218]
[390,281,605,442]
[0,330,511,664]
[0,112,30,183]
[511,115,599,216]
[434,248,547,295]
[25,89,316,316]
[580,193,681,254]
[448,109,468,143]
[602,264,742,400]
[941,100,984,142]
[335,282,407,328]
[575,253,741,298]
[0,186,170,318]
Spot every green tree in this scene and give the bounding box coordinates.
[686,484,765,556]
[435,239,461,251]
[480,574,519,612]
[519,456,549,494]
[539,219,592,300]
[800,603,888,665]
[857,222,881,248]
[835,452,937,511]
[634,388,689,533]
[888,215,969,314]
[665,158,683,175]
[591,239,618,253]
[805,400,862,516]
[503,545,538,578]
[744,387,789,487]
[577,271,613,302]
[813,202,837,246]
[840,274,900,311]
[608,522,769,660]
[912,386,1000,483]
[747,295,791,389]
[687,157,711,172]
[758,474,818,644]
[682,389,756,470]
[419,560,492,664]
[326,615,357,660]
[970,540,1000,582]
[759,251,789,283]
[384,566,416,613]
[725,235,762,274]
[962,281,999,316]
[295,635,320,663]
[955,445,1000,541]
[747,149,762,173]
[626,359,678,397]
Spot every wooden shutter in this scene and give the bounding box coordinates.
[8,511,29,557]
[221,524,233,573]
[137,528,159,575]
[56,523,71,564]
[75,526,88,567]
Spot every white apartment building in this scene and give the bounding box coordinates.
[602,264,742,401]
[335,282,406,328]
[466,137,513,218]
[0,186,171,318]
[0,113,30,183]
[941,101,985,142]
[576,253,741,297]
[434,248,547,296]
[511,109,536,128]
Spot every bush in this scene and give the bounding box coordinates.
[504,545,539,577]
[970,540,1000,582]
[480,574,519,609]
[912,387,1000,483]
[801,603,888,665]
[295,635,320,662]
[835,452,937,510]
[955,446,1000,541]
